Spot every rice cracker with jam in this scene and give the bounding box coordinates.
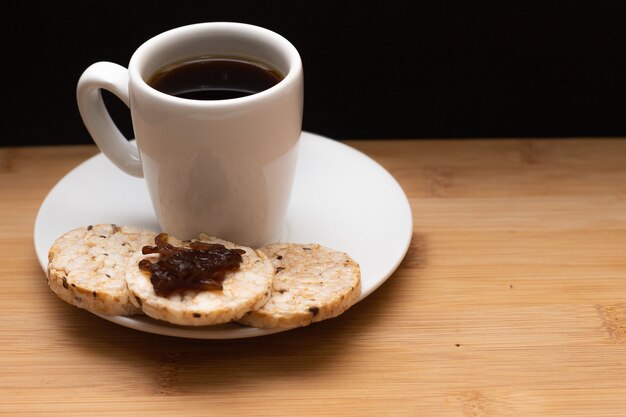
[125,233,273,326]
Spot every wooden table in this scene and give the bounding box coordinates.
[1,138,625,416]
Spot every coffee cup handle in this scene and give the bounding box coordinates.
[76,62,143,178]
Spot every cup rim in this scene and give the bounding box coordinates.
[128,22,302,107]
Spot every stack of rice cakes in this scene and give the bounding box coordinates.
[47,224,361,330]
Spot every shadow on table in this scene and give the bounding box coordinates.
[52,233,426,393]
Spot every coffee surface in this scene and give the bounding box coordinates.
[148,56,283,100]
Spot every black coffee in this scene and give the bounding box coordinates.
[147,56,283,100]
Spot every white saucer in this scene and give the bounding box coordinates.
[34,131,412,339]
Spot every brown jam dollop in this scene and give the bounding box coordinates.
[139,233,245,297]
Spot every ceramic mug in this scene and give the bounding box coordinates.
[76,22,303,247]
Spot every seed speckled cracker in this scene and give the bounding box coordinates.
[125,234,274,326]
[238,243,361,329]
[47,224,155,316]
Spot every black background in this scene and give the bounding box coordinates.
[4,0,626,146]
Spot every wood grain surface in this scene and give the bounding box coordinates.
[1,139,625,416]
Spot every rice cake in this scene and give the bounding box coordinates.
[47,224,155,316]
[126,234,274,326]
[238,243,361,329]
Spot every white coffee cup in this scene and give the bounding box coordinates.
[76,22,303,247]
